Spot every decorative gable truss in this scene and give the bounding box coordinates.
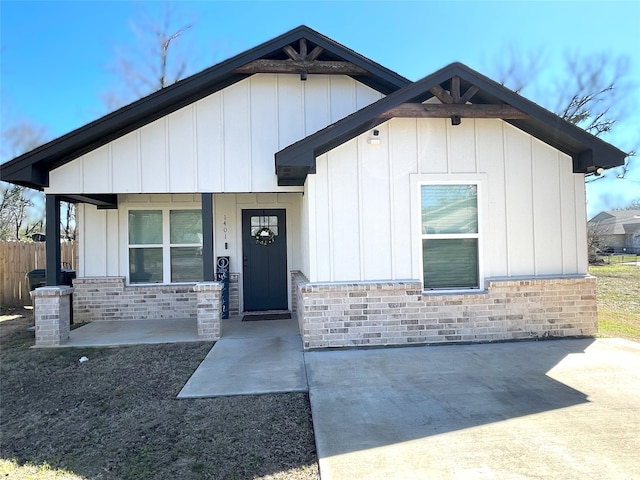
[275,63,627,186]
[234,38,371,80]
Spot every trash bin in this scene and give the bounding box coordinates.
[26,268,76,291]
[26,268,76,324]
[26,269,46,291]
[60,269,76,286]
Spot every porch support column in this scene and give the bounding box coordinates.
[194,282,223,340]
[31,286,73,346]
[45,194,61,285]
[201,193,215,281]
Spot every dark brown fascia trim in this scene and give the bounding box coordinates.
[59,194,118,209]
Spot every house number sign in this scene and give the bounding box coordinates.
[223,215,228,249]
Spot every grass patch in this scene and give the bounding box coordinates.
[0,459,84,479]
[0,310,318,480]
[589,264,640,341]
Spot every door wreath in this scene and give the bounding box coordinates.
[254,227,276,245]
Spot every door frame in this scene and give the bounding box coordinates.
[241,208,288,312]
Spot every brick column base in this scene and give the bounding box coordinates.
[31,286,73,347]
[194,282,223,340]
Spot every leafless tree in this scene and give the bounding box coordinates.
[492,49,637,183]
[0,184,32,240]
[61,202,76,241]
[102,3,198,110]
[1,121,47,159]
[586,220,605,263]
[493,44,546,95]
[553,53,631,138]
[616,198,640,210]
[0,120,48,240]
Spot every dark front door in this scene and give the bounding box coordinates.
[242,209,288,311]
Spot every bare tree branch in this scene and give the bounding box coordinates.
[491,49,638,184]
[0,120,48,240]
[553,52,629,138]
[103,3,197,110]
[494,44,546,94]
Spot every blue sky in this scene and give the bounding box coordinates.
[1,0,639,217]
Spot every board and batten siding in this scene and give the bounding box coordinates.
[304,118,587,283]
[77,193,303,290]
[46,74,384,195]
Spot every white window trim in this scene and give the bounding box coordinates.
[126,206,203,285]
[410,174,487,293]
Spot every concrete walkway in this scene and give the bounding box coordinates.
[177,316,308,398]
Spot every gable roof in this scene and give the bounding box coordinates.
[276,62,628,186]
[0,25,410,193]
[588,209,640,234]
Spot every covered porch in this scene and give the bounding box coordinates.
[55,312,297,348]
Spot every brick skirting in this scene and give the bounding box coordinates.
[72,277,197,322]
[293,273,597,350]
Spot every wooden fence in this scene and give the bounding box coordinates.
[0,241,77,307]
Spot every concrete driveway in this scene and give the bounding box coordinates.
[305,338,640,480]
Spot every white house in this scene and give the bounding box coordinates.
[1,26,627,348]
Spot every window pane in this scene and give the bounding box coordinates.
[129,248,163,283]
[423,239,478,289]
[171,247,203,282]
[170,210,202,244]
[250,215,278,236]
[129,211,162,244]
[421,185,478,234]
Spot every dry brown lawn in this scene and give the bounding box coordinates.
[0,308,318,480]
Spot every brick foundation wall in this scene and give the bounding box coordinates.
[72,277,197,322]
[291,271,301,314]
[229,273,240,315]
[293,273,597,350]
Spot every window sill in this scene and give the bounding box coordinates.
[422,288,486,296]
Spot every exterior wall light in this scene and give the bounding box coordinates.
[368,129,381,145]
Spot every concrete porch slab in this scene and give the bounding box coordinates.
[61,318,200,347]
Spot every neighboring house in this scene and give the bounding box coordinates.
[589,210,640,254]
[0,26,627,348]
